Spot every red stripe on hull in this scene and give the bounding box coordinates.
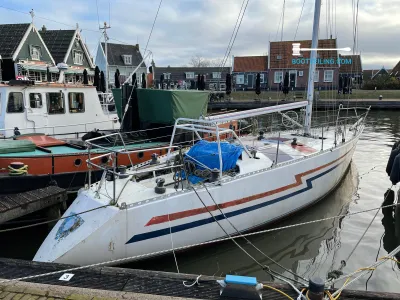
[145,150,348,226]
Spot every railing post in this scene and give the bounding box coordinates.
[112,152,117,204]
[321,126,324,151]
[215,124,223,181]
[87,144,92,187]
[275,132,281,166]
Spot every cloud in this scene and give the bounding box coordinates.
[0,0,398,69]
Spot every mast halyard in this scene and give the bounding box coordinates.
[304,0,322,135]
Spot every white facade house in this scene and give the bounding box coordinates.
[95,42,147,88]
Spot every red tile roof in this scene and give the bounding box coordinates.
[269,39,338,69]
[233,56,267,72]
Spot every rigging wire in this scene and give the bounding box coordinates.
[2,195,395,235]
[274,9,283,41]
[201,183,308,284]
[219,0,246,70]
[191,186,306,288]
[220,0,250,69]
[0,5,101,33]
[365,232,384,290]
[293,0,306,40]
[281,0,286,41]
[1,199,398,288]
[96,0,101,28]
[0,204,111,233]
[329,246,400,297]
[328,186,393,283]
[190,187,268,270]
[143,0,163,56]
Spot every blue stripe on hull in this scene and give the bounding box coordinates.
[126,160,343,244]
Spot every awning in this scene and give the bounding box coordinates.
[64,69,95,76]
[19,64,94,75]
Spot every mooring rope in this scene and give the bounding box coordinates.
[201,182,308,284]
[342,185,393,264]
[329,245,400,298]
[1,202,400,285]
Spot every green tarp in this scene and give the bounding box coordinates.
[0,140,36,154]
[112,88,123,120]
[136,89,209,124]
[111,88,209,125]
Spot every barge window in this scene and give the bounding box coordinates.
[29,93,43,108]
[46,92,65,114]
[7,92,24,113]
[68,92,85,113]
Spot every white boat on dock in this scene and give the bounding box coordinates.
[33,100,369,265]
[34,0,370,267]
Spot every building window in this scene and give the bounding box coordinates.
[213,72,221,79]
[46,92,65,114]
[68,92,85,113]
[7,92,24,113]
[186,72,194,79]
[299,71,304,77]
[236,74,244,84]
[314,70,319,82]
[260,74,265,83]
[123,55,132,65]
[29,93,43,108]
[164,73,171,80]
[73,51,84,65]
[51,73,59,82]
[274,71,283,83]
[30,71,43,82]
[324,70,334,82]
[30,46,41,60]
[277,55,282,60]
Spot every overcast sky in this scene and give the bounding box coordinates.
[0,0,398,70]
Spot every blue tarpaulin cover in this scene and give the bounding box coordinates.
[184,140,242,183]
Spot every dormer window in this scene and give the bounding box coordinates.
[123,55,132,65]
[212,72,221,79]
[73,50,83,65]
[30,45,41,60]
[186,72,194,79]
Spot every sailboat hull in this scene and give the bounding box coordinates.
[34,132,359,266]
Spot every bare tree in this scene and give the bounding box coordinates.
[188,55,226,68]
[210,58,225,67]
[188,55,211,67]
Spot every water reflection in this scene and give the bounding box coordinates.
[127,163,359,282]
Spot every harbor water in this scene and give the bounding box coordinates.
[1,110,400,293]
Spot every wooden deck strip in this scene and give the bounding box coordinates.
[0,186,67,224]
[0,257,398,300]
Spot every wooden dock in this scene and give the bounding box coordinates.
[208,98,400,110]
[0,257,398,300]
[0,186,67,224]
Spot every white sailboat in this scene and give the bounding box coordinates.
[34,0,369,266]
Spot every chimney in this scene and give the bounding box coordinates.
[41,25,46,32]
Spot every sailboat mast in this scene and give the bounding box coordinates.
[304,0,322,135]
[100,22,111,93]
